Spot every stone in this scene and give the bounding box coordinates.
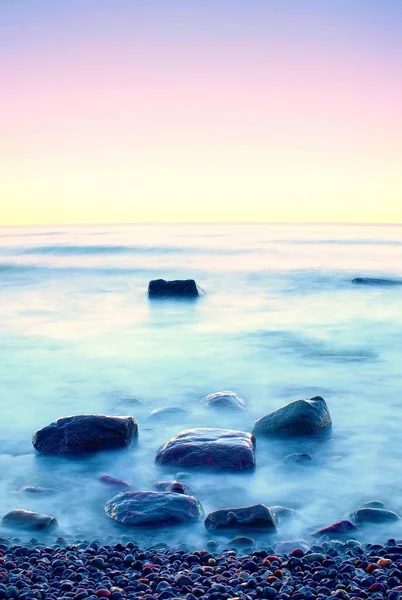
[362,501,385,509]
[32,414,137,455]
[202,391,246,412]
[270,506,299,524]
[155,428,256,471]
[147,407,187,422]
[204,504,276,533]
[352,277,401,286]
[148,279,202,298]
[311,519,358,537]
[274,540,310,553]
[253,396,331,438]
[104,491,204,526]
[283,453,312,464]
[2,509,57,530]
[18,486,57,494]
[153,480,190,494]
[351,508,400,524]
[99,475,131,489]
[226,536,255,548]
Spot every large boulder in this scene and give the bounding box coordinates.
[148,279,202,298]
[2,509,57,530]
[32,415,137,455]
[105,491,203,526]
[155,428,256,471]
[205,504,276,533]
[253,396,331,438]
[351,508,400,524]
[202,391,246,412]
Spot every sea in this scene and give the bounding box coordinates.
[1,222,402,547]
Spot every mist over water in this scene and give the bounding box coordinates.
[1,223,402,547]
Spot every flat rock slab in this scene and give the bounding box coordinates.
[205,504,276,533]
[148,279,202,298]
[253,396,332,438]
[202,391,246,412]
[2,509,57,530]
[155,428,256,471]
[32,415,137,455]
[105,491,204,527]
[352,277,402,286]
[99,475,131,490]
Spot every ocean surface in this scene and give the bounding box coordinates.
[1,222,402,547]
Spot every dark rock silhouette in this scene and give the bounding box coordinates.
[205,504,276,533]
[33,415,137,455]
[2,509,57,530]
[352,277,402,286]
[202,391,246,412]
[148,279,202,298]
[253,396,331,438]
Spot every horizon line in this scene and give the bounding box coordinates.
[1,221,402,229]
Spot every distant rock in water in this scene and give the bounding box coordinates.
[362,500,386,509]
[269,505,299,525]
[205,504,276,533]
[351,508,400,524]
[202,391,246,412]
[311,519,358,538]
[147,407,188,423]
[253,396,332,438]
[155,428,256,471]
[283,452,312,464]
[148,279,202,298]
[32,415,137,455]
[99,475,131,490]
[352,277,402,286]
[153,480,190,494]
[19,485,57,495]
[2,509,57,530]
[105,490,204,526]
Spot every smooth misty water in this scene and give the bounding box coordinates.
[1,223,402,546]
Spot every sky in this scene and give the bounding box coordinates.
[1,0,401,225]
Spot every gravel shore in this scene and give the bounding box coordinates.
[1,537,402,600]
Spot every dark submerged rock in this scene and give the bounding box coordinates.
[205,504,276,533]
[18,485,57,494]
[253,396,332,438]
[148,279,202,298]
[352,508,400,524]
[311,519,358,537]
[352,277,402,286]
[104,490,203,526]
[32,414,137,455]
[155,428,256,471]
[2,509,57,530]
[153,480,189,494]
[362,500,385,509]
[99,475,131,490]
[147,407,187,422]
[202,391,246,412]
[283,452,312,464]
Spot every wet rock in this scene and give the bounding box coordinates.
[253,396,332,438]
[148,279,202,298]
[104,490,204,526]
[311,519,358,537]
[2,509,57,530]
[351,508,400,524]
[155,428,256,471]
[283,453,312,464]
[226,536,255,548]
[362,500,385,509]
[275,540,310,553]
[204,504,276,533]
[153,480,189,494]
[18,485,57,494]
[352,277,402,286]
[99,475,131,489]
[32,414,137,455]
[147,407,187,422]
[270,506,299,524]
[202,391,246,412]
